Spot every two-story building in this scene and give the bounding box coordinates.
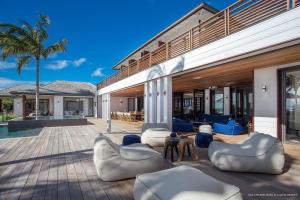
[97,0,300,144]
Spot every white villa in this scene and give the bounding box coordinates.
[0,81,97,119]
[96,1,300,144]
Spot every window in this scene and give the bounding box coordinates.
[211,88,224,115]
[25,99,49,116]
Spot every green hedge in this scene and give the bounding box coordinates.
[0,113,16,122]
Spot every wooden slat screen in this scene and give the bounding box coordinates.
[151,44,167,65]
[128,61,138,76]
[192,11,226,49]
[97,0,294,89]
[168,32,190,58]
[229,0,287,34]
[139,54,150,72]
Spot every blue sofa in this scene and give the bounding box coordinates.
[172,118,193,132]
[213,119,246,135]
[197,114,230,124]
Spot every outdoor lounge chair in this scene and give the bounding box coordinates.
[93,133,164,181]
[133,165,242,200]
[141,123,171,147]
[208,133,285,174]
[213,119,246,135]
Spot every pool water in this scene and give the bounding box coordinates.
[0,125,42,139]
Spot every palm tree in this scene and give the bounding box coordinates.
[0,15,67,118]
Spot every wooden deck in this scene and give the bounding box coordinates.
[0,118,299,200]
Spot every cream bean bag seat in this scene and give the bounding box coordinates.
[133,165,242,200]
[208,133,285,174]
[141,123,171,147]
[93,134,164,181]
[199,125,213,134]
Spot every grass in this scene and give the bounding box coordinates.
[0,113,16,122]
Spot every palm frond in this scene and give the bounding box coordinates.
[42,39,67,59]
[0,23,38,47]
[16,55,32,74]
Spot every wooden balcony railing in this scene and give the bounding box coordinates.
[97,0,299,90]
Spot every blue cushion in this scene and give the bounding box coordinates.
[227,119,236,126]
[172,118,193,132]
[213,121,246,135]
[195,133,213,148]
[122,135,141,146]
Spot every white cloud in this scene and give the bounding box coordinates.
[46,60,69,70]
[91,68,105,77]
[0,77,50,89]
[73,58,87,67]
[46,57,88,70]
[0,61,15,70]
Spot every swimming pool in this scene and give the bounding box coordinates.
[0,125,42,139]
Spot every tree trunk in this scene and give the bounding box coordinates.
[35,58,40,119]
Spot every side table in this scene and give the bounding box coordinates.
[163,137,179,162]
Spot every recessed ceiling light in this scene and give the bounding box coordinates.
[193,76,203,80]
[135,89,141,92]
[226,82,235,85]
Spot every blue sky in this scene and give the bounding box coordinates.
[0,0,235,89]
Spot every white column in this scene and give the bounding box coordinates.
[54,96,63,119]
[205,89,210,114]
[105,93,111,134]
[13,97,23,118]
[156,78,164,123]
[144,82,149,123]
[135,97,138,112]
[163,77,173,129]
[224,87,230,115]
[149,80,157,123]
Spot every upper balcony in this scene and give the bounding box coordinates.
[97,0,300,90]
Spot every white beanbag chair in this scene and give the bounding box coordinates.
[208,133,285,174]
[93,134,164,181]
[141,123,171,147]
[133,165,242,200]
[141,128,171,147]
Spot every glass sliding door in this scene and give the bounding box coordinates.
[25,99,49,117]
[211,88,224,115]
[283,69,300,144]
[182,92,193,120]
[194,89,204,120]
[63,97,84,117]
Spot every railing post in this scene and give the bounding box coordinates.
[224,8,229,36]
[137,60,140,72]
[128,66,130,77]
[292,0,296,8]
[189,29,193,50]
[165,43,169,60]
[149,53,152,67]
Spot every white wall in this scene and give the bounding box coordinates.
[254,67,279,137]
[224,87,231,115]
[13,97,23,117]
[54,96,63,119]
[253,62,300,138]
[110,97,129,112]
[204,89,210,114]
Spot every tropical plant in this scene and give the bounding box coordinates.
[0,15,67,118]
[1,97,13,112]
